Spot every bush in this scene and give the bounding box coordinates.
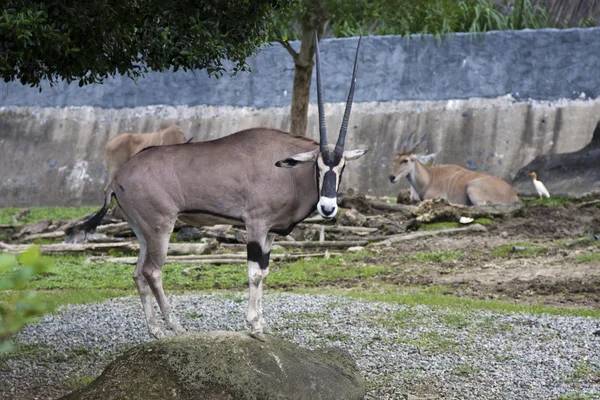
[0,247,52,352]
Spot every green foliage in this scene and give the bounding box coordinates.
[271,0,590,41]
[576,252,600,263]
[0,0,293,88]
[523,195,577,207]
[419,221,460,231]
[493,242,548,257]
[0,247,53,352]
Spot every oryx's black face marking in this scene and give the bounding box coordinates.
[315,149,345,218]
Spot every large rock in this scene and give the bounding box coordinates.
[62,331,365,400]
[512,121,600,197]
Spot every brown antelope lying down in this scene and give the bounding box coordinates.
[389,134,518,206]
[79,33,367,340]
[103,125,188,190]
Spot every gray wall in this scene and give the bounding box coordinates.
[2,28,600,108]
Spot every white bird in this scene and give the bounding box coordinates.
[529,171,550,199]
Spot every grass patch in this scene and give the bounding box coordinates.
[407,250,463,263]
[492,242,548,258]
[568,361,600,383]
[346,287,600,318]
[474,217,493,225]
[558,393,598,400]
[523,195,577,207]
[63,375,96,390]
[419,221,459,231]
[451,363,480,376]
[398,331,458,354]
[576,252,600,264]
[0,206,98,225]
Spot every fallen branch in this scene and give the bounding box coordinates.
[0,241,213,255]
[87,252,342,266]
[298,224,378,234]
[273,240,369,248]
[17,230,65,243]
[0,241,139,254]
[576,199,600,208]
[11,209,30,223]
[369,223,487,247]
[338,194,415,215]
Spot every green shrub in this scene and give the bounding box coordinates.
[0,247,53,352]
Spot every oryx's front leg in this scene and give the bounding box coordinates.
[246,228,273,342]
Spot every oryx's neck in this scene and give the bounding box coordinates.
[408,159,432,199]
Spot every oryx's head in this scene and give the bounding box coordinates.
[389,132,428,184]
[275,32,368,219]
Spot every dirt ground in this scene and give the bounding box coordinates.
[362,202,600,309]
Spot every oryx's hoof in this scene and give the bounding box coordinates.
[149,327,166,340]
[169,322,186,335]
[249,331,267,342]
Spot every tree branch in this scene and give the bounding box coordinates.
[276,39,299,62]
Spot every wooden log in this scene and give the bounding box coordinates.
[273,240,369,248]
[297,224,378,233]
[87,252,342,266]
[11,209,30,223]
[369,223,487,247]
[17,230,65,243]
[576,199,600,208]
[0,241,212,255]
[0,241,139,254]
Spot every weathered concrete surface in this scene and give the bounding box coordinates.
[1,95,598,206]
[2,28,600,108]
[61,331,365,400]
[512,121,600,197]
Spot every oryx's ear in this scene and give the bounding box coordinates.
[344,148,369,161]
[275,149,319,168]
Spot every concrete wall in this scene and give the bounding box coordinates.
[1,28,600,206]
[1,96,597,207]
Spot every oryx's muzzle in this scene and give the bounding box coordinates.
[317,197,338,219]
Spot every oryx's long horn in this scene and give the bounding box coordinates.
[314,30,327,152]
[335,35,363,155]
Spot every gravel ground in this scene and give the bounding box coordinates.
[2,292,600,400]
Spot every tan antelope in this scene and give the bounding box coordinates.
[103,125,188,191]
[389,134,518,205]
[79,33,367,340]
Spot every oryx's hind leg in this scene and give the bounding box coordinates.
[122,216,165,338]
[142,230,186,336]
[245,226,273,341]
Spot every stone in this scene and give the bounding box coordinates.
[61,331,365,400]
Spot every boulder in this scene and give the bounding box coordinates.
[62,331,365,400]
[512,121,600,197]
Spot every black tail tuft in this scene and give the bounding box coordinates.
[81,203,110,233]
[66,190,114,236]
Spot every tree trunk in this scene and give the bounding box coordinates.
[287,0,327,136]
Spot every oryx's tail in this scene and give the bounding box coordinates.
[81,188,114,233]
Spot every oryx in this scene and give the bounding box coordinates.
[80,33,367,340]
[389,133,518,205]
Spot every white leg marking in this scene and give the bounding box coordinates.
[247,260,265,340]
